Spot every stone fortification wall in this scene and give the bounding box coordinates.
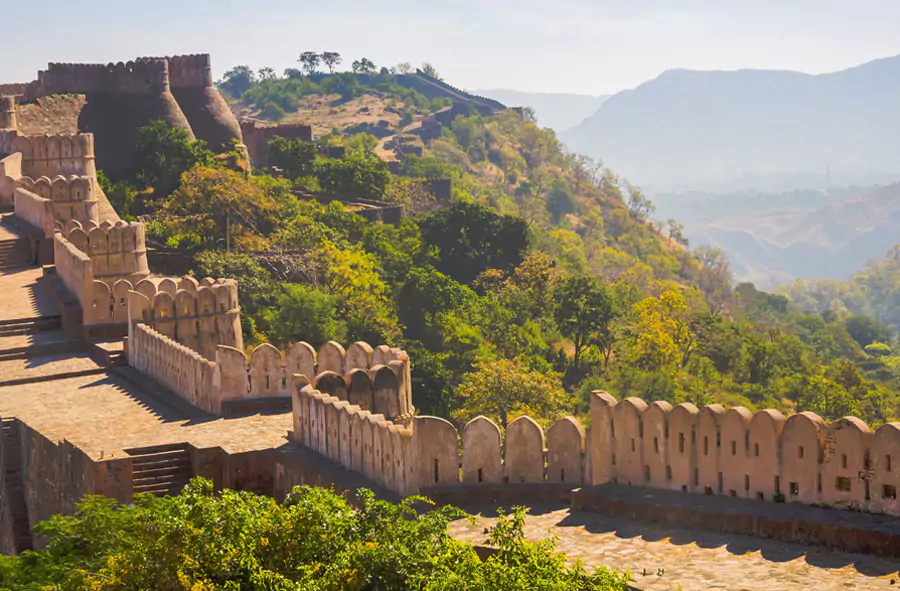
[292,384,417,497]
[291,388,900,518]
[0,153,22,210]
[0,96,17,131]
[584,393,900,515]
[126,276,242,360]
[240,120,313,168]
[11,132,97,179]
[0,84,29,98]
[52,221,149,326]
[129,322,218,412]
[61,220,148,284]
[17,176,99,231]
[3,53,243,174]
[53,231,93,311]
[238,340,413,422]
[13,187,54,237]
[34,60,170,96]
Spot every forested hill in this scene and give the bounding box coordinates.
[99,57,900,434]
[562,55,900,191]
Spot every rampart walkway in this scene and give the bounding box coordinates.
[449,506,899,590]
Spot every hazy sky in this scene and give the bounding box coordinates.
[3,1,900,95]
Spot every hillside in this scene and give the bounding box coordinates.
[562,55,900,192]
[655,183,900,287]
[474,89,608,132]
[98,58,900,432]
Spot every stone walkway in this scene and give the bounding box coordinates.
[0,266,57,320]
[0,369,292,459]
[448,506,900,590]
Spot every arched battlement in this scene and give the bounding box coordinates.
[642,401,671,489]
[547,417,585,485]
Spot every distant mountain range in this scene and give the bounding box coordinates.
[562,55,900,192]
[475,89,608,133]
[654,183,900,288]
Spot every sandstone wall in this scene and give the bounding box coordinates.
[587,392,900,515]
[0,153,22,209]
[12,132,97,179]
[240,120,312,168]
[61,220,149,285]
[53,231,93,310]
[12,187,56,240]
[291,385,417,497]
[127,276,242,360]
[18,175,99,230]
[130,322,218,412]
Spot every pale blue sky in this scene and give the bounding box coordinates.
[3,1,900,95]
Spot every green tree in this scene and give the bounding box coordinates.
[298,51,321,75]
[546,178,576,223]
[421,62,442,80]
[320,51,342,73]
[452,358,569,428]
[218,65,256,97]
[133,121,216,196]
[419,201,529,285]
[843,314,893,349]
[258,66,276,80]
[315,153,391,201]
[554,275,615,369]
[0,479,630,590]
[351,57,377,74]
[263,284,344,347]
[267,135,318,179]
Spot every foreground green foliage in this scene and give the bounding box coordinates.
[0,479,631,590]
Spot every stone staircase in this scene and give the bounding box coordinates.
[0,239,31,270]
[128,443,193,497]
[0,315,62,338]
[1,418,32,553]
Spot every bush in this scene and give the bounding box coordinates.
[0,479,632,590]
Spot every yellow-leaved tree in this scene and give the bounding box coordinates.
[622,289,692,375]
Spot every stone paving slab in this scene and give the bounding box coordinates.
[448,506,900,590]
[0,267,58,320]
[0,352,101,383]
[0,372,292,460]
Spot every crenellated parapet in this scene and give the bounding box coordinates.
[126,276,242,360]
[18,175,98,227]
[61,220,148,283]
[287,387,900,516]
[584,393,900,515]
[12,132,96,179]
[220,340,412,423]
[167,54,214,88]
[35,60,170,96]
[292,385,417,496]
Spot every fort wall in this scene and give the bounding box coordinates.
[12,133,97,179]
[287,387,900,518]
[53,231,93,311]
[0,154,22,209]
[240,120,313,168]
[61,221,148,285]
[126,276,242,360]
[35,60,170,96]
[13,187,54,237]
